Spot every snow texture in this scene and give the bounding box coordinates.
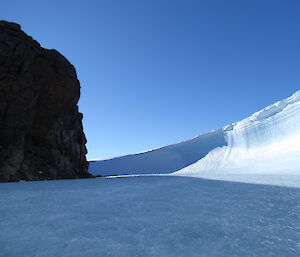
[175,90,300,181]
[90,90,300,187]
[89,129,227,175]
[0,177,299,257]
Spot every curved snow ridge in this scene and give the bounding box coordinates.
[175,90,300,183]
[89,90,300,187]
[89,129,227,176]
[225,90,300,131]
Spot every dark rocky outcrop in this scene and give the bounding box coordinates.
[0,20,92,182]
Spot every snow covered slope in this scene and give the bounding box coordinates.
[175,90,300,178]
[89,129,227,175]
[90,90,300,182]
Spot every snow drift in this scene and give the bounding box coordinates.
[89,129,227,176]
[89,90,300,182]
[175,90,300,176]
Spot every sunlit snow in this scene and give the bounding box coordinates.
[90,90,300,187]
[175,91,300,186]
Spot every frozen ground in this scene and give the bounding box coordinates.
[0,176,299,257]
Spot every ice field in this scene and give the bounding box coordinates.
[1,92,300,256]
[0,176,299,257]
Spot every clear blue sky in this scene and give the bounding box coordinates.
[2,0,300,159]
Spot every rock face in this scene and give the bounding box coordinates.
[0,21,91,182]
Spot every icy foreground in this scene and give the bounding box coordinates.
[0,177,299,257]
[90,90,300,187]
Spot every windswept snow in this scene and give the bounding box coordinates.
[89,129,227,176]
[90,90,300,187]
[174,90,300,185]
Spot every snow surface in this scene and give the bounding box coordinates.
[89,129,227,175]
[175,90,300,181]
[0,177,299,257]
[89,90,300,187]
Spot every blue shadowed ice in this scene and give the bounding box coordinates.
[0,176,299,257]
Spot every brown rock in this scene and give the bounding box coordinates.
[0,20,92,182]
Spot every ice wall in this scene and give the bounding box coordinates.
[90,90,300,182]
[175,90,300,177]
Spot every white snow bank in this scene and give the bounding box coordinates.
[175,90,300,178]
[90,90,300,187]
[89,129,227,176]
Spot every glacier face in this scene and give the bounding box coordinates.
[175,90,300,177]
[176,91,300,176]
[89,90,300,186]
